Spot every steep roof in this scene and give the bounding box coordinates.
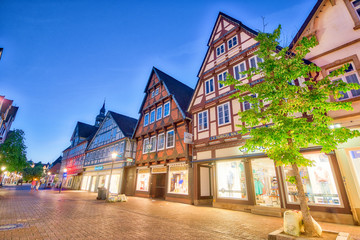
[77,121,98,139]
[108,111,137,137]
[289,0,324,49]
[0,99,13,113]
[50,156,62,167]
[140,67,194,118]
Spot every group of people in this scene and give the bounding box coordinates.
[30,179,42,191]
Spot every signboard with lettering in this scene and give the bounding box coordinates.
[138,168,150,174]
[209,131,241,141]
[184,132,193,144]
[94,166,104,171]
[152,167,167,174]
[62,172,67,178]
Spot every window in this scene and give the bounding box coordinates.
[168,166,189,194]
[166,130,175,148]
[331,63,360,100]
[119,142,125,153]
[198,110,208,131]
[156,106,162,121]
[142,138,149,153]
[228,36,238,49]
[218,102,230,125]
[243,94,257,111]
[205,79,214,94]
[155,87,159,95]
[234,62,247,80]
[249,56,263,71]
[144,113,149,126]
[352,0,360,18]
[136,169,150,191]
[157,133,165,150]
[218,71,227,89]
[149,136,156,152]
[216,44,225,56]
[164,101,170,117]
[151,91,155,98]
[150,110,155,123]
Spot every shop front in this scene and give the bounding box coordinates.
[194,146,353,224]
[82,162,124,195]
[135,163,192,204]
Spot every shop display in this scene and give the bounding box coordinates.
[252,158,280,207]
[81,176,88,190]
[168,166,188,194]
[284,153,340,206]
[109,174,121,194]
[216,160,247,199]
[90,176,97,192]
[136,171,150,191]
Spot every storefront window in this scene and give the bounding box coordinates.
[284,153,341,206]
[98,175,106,188]
[86,176,91,191]
[348,149,360,189]
[168,166,188,194]
[136,169,150,191]
[90,176,97,192]
[216,160,247,199]
[252,158,280,207]
[81,176,88,190]
[109,174,121,194]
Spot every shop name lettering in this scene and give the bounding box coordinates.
[240,146,266,153]
[209,131,240,140]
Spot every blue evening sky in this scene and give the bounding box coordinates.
[0,0,316,164]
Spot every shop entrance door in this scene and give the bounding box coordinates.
[151,174,166,199]
[123,167,136,196]
[199,165,212,199]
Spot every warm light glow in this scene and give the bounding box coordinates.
[1,166,5,171]
[47,172,51,175]
[64,168,67,173]
[112,152,117,159]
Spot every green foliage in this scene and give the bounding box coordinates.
[223,25,360,168]
[22,163,44,181]
[0,129,28,172]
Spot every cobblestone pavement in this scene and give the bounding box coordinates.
[0,185,359,240]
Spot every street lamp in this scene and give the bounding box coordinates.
[0,166,6,187]
[106,152,117,200]
[59,168,67,193]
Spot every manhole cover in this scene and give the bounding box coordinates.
[0,224,24,231]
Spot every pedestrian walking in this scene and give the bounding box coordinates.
[35,180,41,191]
[31,179,36,191]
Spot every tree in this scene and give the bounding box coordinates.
[22,163,44,182]
[224,25,360,236]
[0,129,28,173]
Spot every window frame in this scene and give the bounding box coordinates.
[329,62,360,100]
[233,61,247,80]
[216,43,225,56]
[163,101,170,117]
[150,109,155,124]
[157,133,165,150]
[155,87,159,96]
[166,130,175,149]
[218,71,228,89]
[217,102,231,126]
[142,138,149,154]
[156,105,163,121]
[242,94,257,111]
[249,55,263,71]
[205,78,215,95]
[198,110,209,131]
[149,136,157,152]
[144,113,149,126]
[151,91,155,98]
[227,35,238,49]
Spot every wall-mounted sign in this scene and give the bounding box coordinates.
[62,172,67,178]
[152,167,167,174]
[94,166,104,171]
[184,132,193,144]
[209,131,241,141]
[138,168,150,174]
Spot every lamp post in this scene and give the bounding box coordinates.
[59,168,67,193]
[0,166,6,187]
[106,152,117,200]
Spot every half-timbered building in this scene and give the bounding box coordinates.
[82,110,137,195]
[133,67,193,203]
[290,0,360,225]
[188,11,353,223]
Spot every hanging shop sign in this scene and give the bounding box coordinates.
[184,132,193,144]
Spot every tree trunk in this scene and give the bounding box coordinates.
[291,163,320,237]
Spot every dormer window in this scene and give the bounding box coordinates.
[216,44,225,56]
[228,36,238,49]
[205,78,214,94]
[352,0,360,18]
[218,71,227,89]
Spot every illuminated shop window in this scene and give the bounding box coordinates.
[284,153,341,206]
[136,170,150,191]
[348,149,360,187]
[168,166,188,194]
[216,160,247,199]
[252,158,280,208]
[109,174,121,194]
